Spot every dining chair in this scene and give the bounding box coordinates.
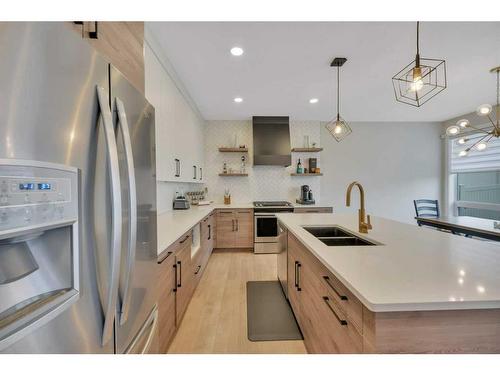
[414,199,440,222]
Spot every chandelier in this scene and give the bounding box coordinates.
[446,66,500,157]
[392,22,447,107]
[326,57,352,142]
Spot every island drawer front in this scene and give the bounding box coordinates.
[300,253,363,353]
[319,266,363,335]
[291,232,364,335]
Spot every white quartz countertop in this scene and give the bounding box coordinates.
[276,213,500,312]
[157,202,334,257]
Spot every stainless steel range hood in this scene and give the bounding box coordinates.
[253,116,291,166]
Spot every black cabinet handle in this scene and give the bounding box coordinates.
[296,262,302,291]
[199,167,202,180]
[179,235,190,244]
[89,21,98,39]
[208,224,211,240]
[322,296,347,325]
[177,261,182,287]
[323,276,348,301]
[194,265,201,275]
[174,159,180,177]
[173,263,178,292]
[294,261,298,289]
[235,219,239,231]
[193,165,197,179]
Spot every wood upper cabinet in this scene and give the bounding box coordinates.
[69,22,144,93]
[157,252,176,353]
[215,209,254,249]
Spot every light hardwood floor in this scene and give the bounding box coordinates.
[167,249,307,354]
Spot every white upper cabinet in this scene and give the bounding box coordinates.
[144,44,205,183]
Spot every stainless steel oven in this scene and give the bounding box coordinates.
[253,201,293,254]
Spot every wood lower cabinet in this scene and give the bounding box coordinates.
[157,252,177,353]
[235,210,254,248]
[175,235,194,325]
[287,232,362,353]
[215,209,254,249]
[286,231,500,354]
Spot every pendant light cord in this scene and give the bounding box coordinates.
[337,66,340,121]
[416,21,420,56]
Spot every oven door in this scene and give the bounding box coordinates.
[254,213,279,243]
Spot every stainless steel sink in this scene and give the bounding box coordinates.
[302,226,377,246]
[303,226,353,238]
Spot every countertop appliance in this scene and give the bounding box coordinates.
[277,221,288,298]
[253,201,294,254]
[252,117,291,166]
[0,23,158,354]
[173,196,190,210]
[296,185,315,205]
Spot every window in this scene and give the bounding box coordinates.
[456,171,500,220]
[448,133,500,220]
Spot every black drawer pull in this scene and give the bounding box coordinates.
[173,263,178,292]
[208,224,211,240]
[323,296,347,325]
[323,276,348,301]
[296,262,302,291]
[179,235,190,244]
[194,265,202,275]
[177,261,182,287]
[294,261,298,289]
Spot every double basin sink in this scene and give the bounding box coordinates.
[302,226,376,246]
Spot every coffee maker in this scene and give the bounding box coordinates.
[296,185,315,205]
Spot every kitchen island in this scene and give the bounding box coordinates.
[276,213,500,353]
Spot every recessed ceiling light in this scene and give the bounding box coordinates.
[234,97,243,103]
[309,98,319,104]
[230,47,244,56]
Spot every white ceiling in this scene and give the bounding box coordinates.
[147,22,500,122]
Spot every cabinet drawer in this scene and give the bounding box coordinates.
[301,259,363,353]
[303,246,363,335]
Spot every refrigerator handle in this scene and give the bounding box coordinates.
[96,86,123,346]
[115,97,138,326]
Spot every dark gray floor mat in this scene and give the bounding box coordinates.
[246,280,303,341]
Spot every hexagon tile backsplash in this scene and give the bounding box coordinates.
[204,120,322,203]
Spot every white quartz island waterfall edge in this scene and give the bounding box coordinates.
[276,213,500,312]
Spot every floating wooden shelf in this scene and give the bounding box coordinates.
[218,173,248,177]
[290,173,323,176]
[218,147,249,152]
[291,147,323,152]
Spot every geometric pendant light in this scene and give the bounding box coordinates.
[392,22,447,107]
[326,57,352,142]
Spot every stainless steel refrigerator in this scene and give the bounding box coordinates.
[0,22,158,354]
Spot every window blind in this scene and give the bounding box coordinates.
[450,132,500,173]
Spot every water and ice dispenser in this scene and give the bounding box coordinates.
[0,160,79,348]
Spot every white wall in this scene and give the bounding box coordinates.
[320,122,442,224]
[204,120,322,203]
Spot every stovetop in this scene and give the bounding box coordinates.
[253,201,293,208]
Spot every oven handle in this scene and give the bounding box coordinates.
[254,213,278,217]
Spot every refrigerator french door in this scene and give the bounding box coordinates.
[0,22,158,354]
[110,65,158,354]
